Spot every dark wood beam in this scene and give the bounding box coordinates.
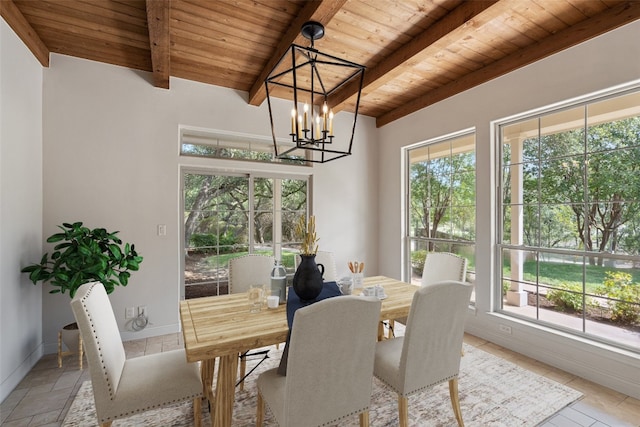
[328,0,501,111]
[0,0,49,67]
[247,0,347,106]
[145,0,170,89]
[377,1,640,127]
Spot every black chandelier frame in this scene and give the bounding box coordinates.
[265,22,365,164]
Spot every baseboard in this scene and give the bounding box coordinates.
[120,323,180,342]
[0,343,43,402]
[42,323,182,354]
[466,315,640,400]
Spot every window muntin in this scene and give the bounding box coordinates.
[498,88,640,351]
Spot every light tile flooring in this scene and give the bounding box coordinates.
[1,333,639,427]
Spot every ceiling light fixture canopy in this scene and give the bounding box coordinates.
[265,21,365,163]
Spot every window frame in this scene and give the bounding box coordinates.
[494,82,640,351]
[180,165,312,298]
[402,128,477,291]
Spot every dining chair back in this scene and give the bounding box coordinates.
[70,282,202,427]
[389,251,468,336]
[228,253,276,390]
[421,252,467,286]
[294,250,337,282]
[256,296,382,427]
[228,254,275,294]
[374,280,472,427]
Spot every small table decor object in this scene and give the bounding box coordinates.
[292,254,325,300]
[292,215,324,301]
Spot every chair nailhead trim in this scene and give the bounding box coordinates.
[376,374,458,397]
[261,394,367,427]
[100,392,203,423]
[81,285,116,399]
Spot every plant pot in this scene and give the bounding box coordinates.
[58,322,83,369]
[292,254,325,301]
[61,322,80,352]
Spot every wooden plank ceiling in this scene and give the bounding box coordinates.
[2,0,640,127]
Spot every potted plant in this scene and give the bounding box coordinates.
[21,221,143,361]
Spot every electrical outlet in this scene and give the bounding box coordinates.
[499,324,512,334]
[138,306,147,317]
[125,307,135,319]
[157,224,166,236]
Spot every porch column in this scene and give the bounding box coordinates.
[507,139,527,307]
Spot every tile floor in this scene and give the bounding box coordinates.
[1,333,638,426]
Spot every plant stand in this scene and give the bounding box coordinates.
[58,329,83,370]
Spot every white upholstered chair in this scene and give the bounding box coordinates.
[256,296,382,427]
[228,253,275,294]
[70,282,203,427]
[389,251,468,336]
[374,280,473,427]
[421,252,468,286]
[294,250,337,282]
[228,253,275,390]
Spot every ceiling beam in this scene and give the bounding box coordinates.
[328,0,501,111]
[0,0,49,67]
[376,0,640,128]
[145,0,171,89]
[247,0,347,106]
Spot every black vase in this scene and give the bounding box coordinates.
[292,254,325,301]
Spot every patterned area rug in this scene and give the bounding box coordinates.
[63,342,582,426]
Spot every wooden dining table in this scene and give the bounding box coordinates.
[179,275,418,427]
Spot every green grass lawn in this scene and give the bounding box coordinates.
[203,249,299,270]
[505,259,640,293]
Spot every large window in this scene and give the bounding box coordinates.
[405,130,476,299]
[498,88,640,351]
[182,171,309,297]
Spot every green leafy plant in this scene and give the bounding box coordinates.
[502,280,510,296]
[21,222,143,297]
[190,231,243,254]
[596,271,640,324]
[547,282,591,313]
[411,250,427,274]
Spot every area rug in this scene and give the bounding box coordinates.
[63,342,582,426]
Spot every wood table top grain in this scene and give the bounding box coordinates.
[180,275,417,363]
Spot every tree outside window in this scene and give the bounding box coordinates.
[183,172,308,297]
[499,89,640,350]
[406,132,476,298]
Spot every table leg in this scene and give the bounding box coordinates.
[377,321,385,341]
[213,353,238,427]
[201,359,216,409]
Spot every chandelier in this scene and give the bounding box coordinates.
[265,21,365,163]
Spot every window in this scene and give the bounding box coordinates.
[404,130,476,300]
[180,127,308,165]
[182,171,309,297]
[497,87,640,351]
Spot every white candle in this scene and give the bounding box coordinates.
[322,103,328,131]
[329,110,334,136]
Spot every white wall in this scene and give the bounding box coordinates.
[378,21,640,398]
[41,53,378,349]
[0,20,44,402]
